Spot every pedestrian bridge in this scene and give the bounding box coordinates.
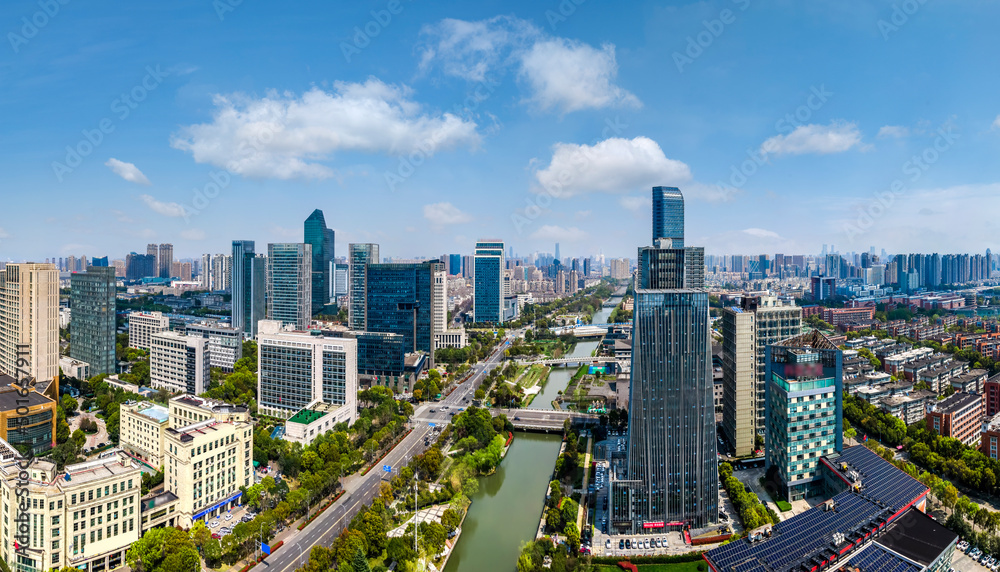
[490,408,598,432]
[516,356,617,367]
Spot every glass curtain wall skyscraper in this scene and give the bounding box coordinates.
[611,187,717,533]
[266,243,312,331]
[473,240,505,323]
[349,243,380,331]
[364,261,444,356]
[231,240,265,338]
[304,209,335,315]
[652,186,684,247]
[69,267,117,375]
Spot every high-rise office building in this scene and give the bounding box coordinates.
[157,244,173,279]
[231,241,265,338]
[365,261,444,356]
[69,267,117,375]
[256,320,358,421]
[448,254,462,276]
[474,240,505,323]
[721,296,802,457]
[149,331,210,395]
[127,311,169,351]
[0,263,59,384]
[304,209,335,315]
[652,186,684,247]
[610,187,717,533]
[266,243,312,331]
[348,243,380,330]
[333,263,348,299]
[764,330,843,500]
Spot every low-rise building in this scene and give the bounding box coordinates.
[950,368,988,395]
[981,412,1000,459]
[926,392,984,447]
[0,444,142,572]
[168,394,250,429]
[127,311,170,351]
[0,374,57,455]
[119,401,169,469]
[284,402,355,446]
[59,356,90,381]
[149,331,210,395]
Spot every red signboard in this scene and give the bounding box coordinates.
[642,521,665,529]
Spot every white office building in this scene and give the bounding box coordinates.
[150,331,210,395]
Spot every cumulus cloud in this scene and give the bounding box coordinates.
[423,202,472,228]
[619,195,650,212]
[993,115,1000,130]
[105,158,151,185]
[139,194,187,218]
[533,136,690,197]
[529,225,588,242]
[0,227,9,239]
[760,122,864,156]
[420,16,638,113]
[181,229,206,240]
[877,125,909,139]
[171,79,480,180]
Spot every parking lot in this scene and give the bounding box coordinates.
[955,541,993,572]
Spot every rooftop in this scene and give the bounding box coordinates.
[289,408,329,425]
[773,330,839,350]
[930,391,982,414]
[873,507,957,567]
[127,401,169,423]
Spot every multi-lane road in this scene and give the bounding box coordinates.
[264,334,513,572]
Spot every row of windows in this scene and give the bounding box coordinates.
[69,480,133,505]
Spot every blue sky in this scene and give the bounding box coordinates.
[2,0,999,263]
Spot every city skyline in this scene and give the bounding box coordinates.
[4,2,1000,260]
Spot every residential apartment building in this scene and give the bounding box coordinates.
[257,320,358,421]
[764,330,844,501]
[186,322,243,371]
[149,331,210,395]
[0,263,59,385]
[986,374,1000,417]
[0,444,142,572]
[119,401,169,468]
[981,412,1000,459]
[127,311,169,351]
[926,392,983,447]
[69,267,116,376]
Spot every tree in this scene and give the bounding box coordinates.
[352,547,372,572]
[72,429,86,447]
[564,521,581,554]
[61,394,78,416]
[127,527,200,572]
[546,507,563,530]
[359,510,387,557]
[386,537,416,566]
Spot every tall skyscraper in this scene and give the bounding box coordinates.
[231,241,265,338]
[200,254,212,289]
[448,254,462,276]
[611,187,717,532]
[554,243,561,264]
[304,209,335,315]
[333,262,348,299]
[157,244,173,279]
[348,243,380,330]
[474,239,505,323]
[0,263,59,384]
[125,252,156,280]
[70,267,117,375]
[764,331,843,500]
[651,186,685,247]
[266,243,312,330]
[364,261,444,357]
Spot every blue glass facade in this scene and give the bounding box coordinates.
[652,186,684,247]
[365,262,438,353]
[304,209,335,315]
[231,241,265,337]
[448,254,462,275]
[474,240,504,323]
[356,332,406,376]
[69,267,116,375]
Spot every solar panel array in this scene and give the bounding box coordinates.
[843,543,921,572]
[706,447,929,572]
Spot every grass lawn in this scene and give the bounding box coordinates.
[519,365,551,388]
[593,563,705,572]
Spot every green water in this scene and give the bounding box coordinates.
[443,432,562,572]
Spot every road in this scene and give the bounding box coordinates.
[263,335,515,572]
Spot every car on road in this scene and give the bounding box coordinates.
[209,521,219,528]
[430,409,435,413]
[212,533,221,539]
[225,514,232,521]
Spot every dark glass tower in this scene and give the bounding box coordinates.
[232,240,265,337]
[304,209,335,315]
[612,187,717,533]
[364,261,443,354]
[69,267,116,375]
[652,186,684,247]
[473,240,504,323]
[349,243,380,331]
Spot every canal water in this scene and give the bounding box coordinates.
[443,432,562,572]
[443,296,623,571]
[527,296,621,410]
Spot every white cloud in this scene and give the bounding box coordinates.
[533,136,691,197]
[519,39,640,113]
[993,115,1000,130]
[423,202,472,228]
[0,227,9,239]
[110,210,134,224]
[529,225,588,242]
[877,125,910,139]
[139,194,187,218]
[171,79,480,180]
[181,229,206,240]
[619,195,650,212]
[742,228,780,239]
[760,122,864,156]
[105,158,151,185]
[420,16,638,113]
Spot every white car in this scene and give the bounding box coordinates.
[209,521,219,528]
[225,514,233,521]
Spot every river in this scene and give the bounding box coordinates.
[443,296,623,571]
[528,296,622,410]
